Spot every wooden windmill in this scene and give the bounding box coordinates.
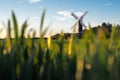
[71,11,88,33]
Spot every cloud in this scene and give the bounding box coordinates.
[53,16,68,21]
[29,0,42,3]
[56,11,72,18]
[15,0,42,4]
[54,10,84,21]
[104,3,113,7]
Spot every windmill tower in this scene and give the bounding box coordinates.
[71,11,88,33]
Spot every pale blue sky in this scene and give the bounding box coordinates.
[0,0,120,37]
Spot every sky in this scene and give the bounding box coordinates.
[0,0,120,38]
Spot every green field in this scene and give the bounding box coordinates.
[0,10,120,80]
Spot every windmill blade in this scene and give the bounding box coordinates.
[81,22,87,29]
[82,11,88,17]
[79,11,88,20]
[71,13,79,20]
[71,21,78,29]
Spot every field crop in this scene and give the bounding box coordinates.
[0,10,120,80]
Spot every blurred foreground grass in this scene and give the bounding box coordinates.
[0,10,120,80]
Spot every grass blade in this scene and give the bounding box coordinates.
[12,11,19,41]
[40,9,46,37]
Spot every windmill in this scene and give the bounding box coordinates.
[71,11,88,33]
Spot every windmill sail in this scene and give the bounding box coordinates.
[71,11,88,32]
[81,22,87,29]
[71,21,78,29]
[82,11,88,17]
[71,13,79,20]
[79,11,88,20]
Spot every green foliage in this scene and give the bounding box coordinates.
[0,10,120,80]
